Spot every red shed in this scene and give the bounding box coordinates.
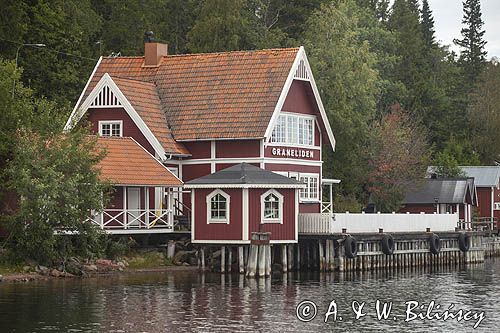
[184,163,305,244]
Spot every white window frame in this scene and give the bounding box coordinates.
[494,202,500,210]
[261,189,284,224]
[270,112,315,147]
[299,173,319,202]
[98,120,123,137]
[206,189,230,224]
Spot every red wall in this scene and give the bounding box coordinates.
[282,80,328,146]
[87,107,154,154]
[216,140,260,158]
[248,188,296,241]
[216,163,260,172]
[183,141,211,159]
[477,187,492,218]
[193,188,243,241]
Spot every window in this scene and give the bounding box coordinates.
[300,174,319,201]
[495,202,500,210]
[99,121,122,137]
[270,114,314,146]
[206,190,230,224]
[261,190,283,224]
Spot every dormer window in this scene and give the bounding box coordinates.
[206,190,230,224]
[99,120,122,137]
[261,189,284,224]
[271,113,314,146]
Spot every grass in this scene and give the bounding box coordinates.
[0,262,24,275]
[124,250,172,269]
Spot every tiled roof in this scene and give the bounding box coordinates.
[80,48,299,141]
[112,77,189,155]
[95,136,182,186]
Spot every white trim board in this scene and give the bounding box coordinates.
[264,46,336,150]
[64,73,167,160]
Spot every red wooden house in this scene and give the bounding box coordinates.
[460,166,500,222]
[65,39,337,234]
[185,163,305,244]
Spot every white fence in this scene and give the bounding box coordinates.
[299,212,459,234]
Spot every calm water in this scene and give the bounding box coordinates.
[1,260,500,332]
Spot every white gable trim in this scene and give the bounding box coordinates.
[264,46,336,150]
[65,73,166,160]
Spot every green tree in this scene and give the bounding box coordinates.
[367,104,429,212]
[0,59,109,264]
[420,0,436,49]
[303,0,380,202]
[454,0,487,87]
[468,61,500,163]
[187,0,246,52]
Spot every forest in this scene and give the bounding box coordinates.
[0,0,498,216]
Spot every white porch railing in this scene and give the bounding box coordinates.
[299,213,333,234]
[321,202,332,214]
[299,212,459,235]
[87,209,174,232]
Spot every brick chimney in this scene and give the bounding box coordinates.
[144,42,168,67]
[143,31,167,67]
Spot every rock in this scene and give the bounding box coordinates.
[95,259,113,266]
[117,261,126,269]
[0,274,3,282]
[65,262,83,276]
[61,272,75,278]
[183,262,190,266]
[37,265,49,275]
[50,269,62,278]
[173,250,197,265]
[82,264,98,272]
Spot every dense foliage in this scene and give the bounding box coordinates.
[0,0,496,215]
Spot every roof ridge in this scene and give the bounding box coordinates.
[101,47,300,60]
[111,75,156,86]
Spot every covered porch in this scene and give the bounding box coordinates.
[87,136,183,234]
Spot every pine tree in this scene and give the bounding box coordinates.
[454,0,487,86]
[420,0,436,49]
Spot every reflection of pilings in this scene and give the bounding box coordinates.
[298,233,493,273]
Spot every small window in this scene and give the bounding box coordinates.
[261,189,283,224]
[99,121,122,137]
[299,174,319,201]
[494,202,500,210]
[206,190,230,224]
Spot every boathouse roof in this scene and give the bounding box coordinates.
[460,166,500,187]
[403,178,476,205]
[184,163,305,188]
[95,136,182,187]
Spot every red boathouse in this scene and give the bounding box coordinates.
[65,39,338,235]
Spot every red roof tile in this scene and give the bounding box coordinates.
[112,77,189,155]
[95,136,182,186]
[79,48,299,141]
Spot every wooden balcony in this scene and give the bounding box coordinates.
[87,208,176,234]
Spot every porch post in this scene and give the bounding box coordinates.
[145,186,150,228]
[124,186,128,229]
[329,184,333,214]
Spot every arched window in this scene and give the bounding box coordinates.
[206,190,230,224]
[261,189,284,224]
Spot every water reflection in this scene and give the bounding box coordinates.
[0,260,499,332]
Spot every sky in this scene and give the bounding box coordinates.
[389,0,500,58]
[429,0,500,58]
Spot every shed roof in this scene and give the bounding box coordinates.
[95,136,182,187]
[184,163,305,188]
[460,166,500,187]
[403,178,476,205]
